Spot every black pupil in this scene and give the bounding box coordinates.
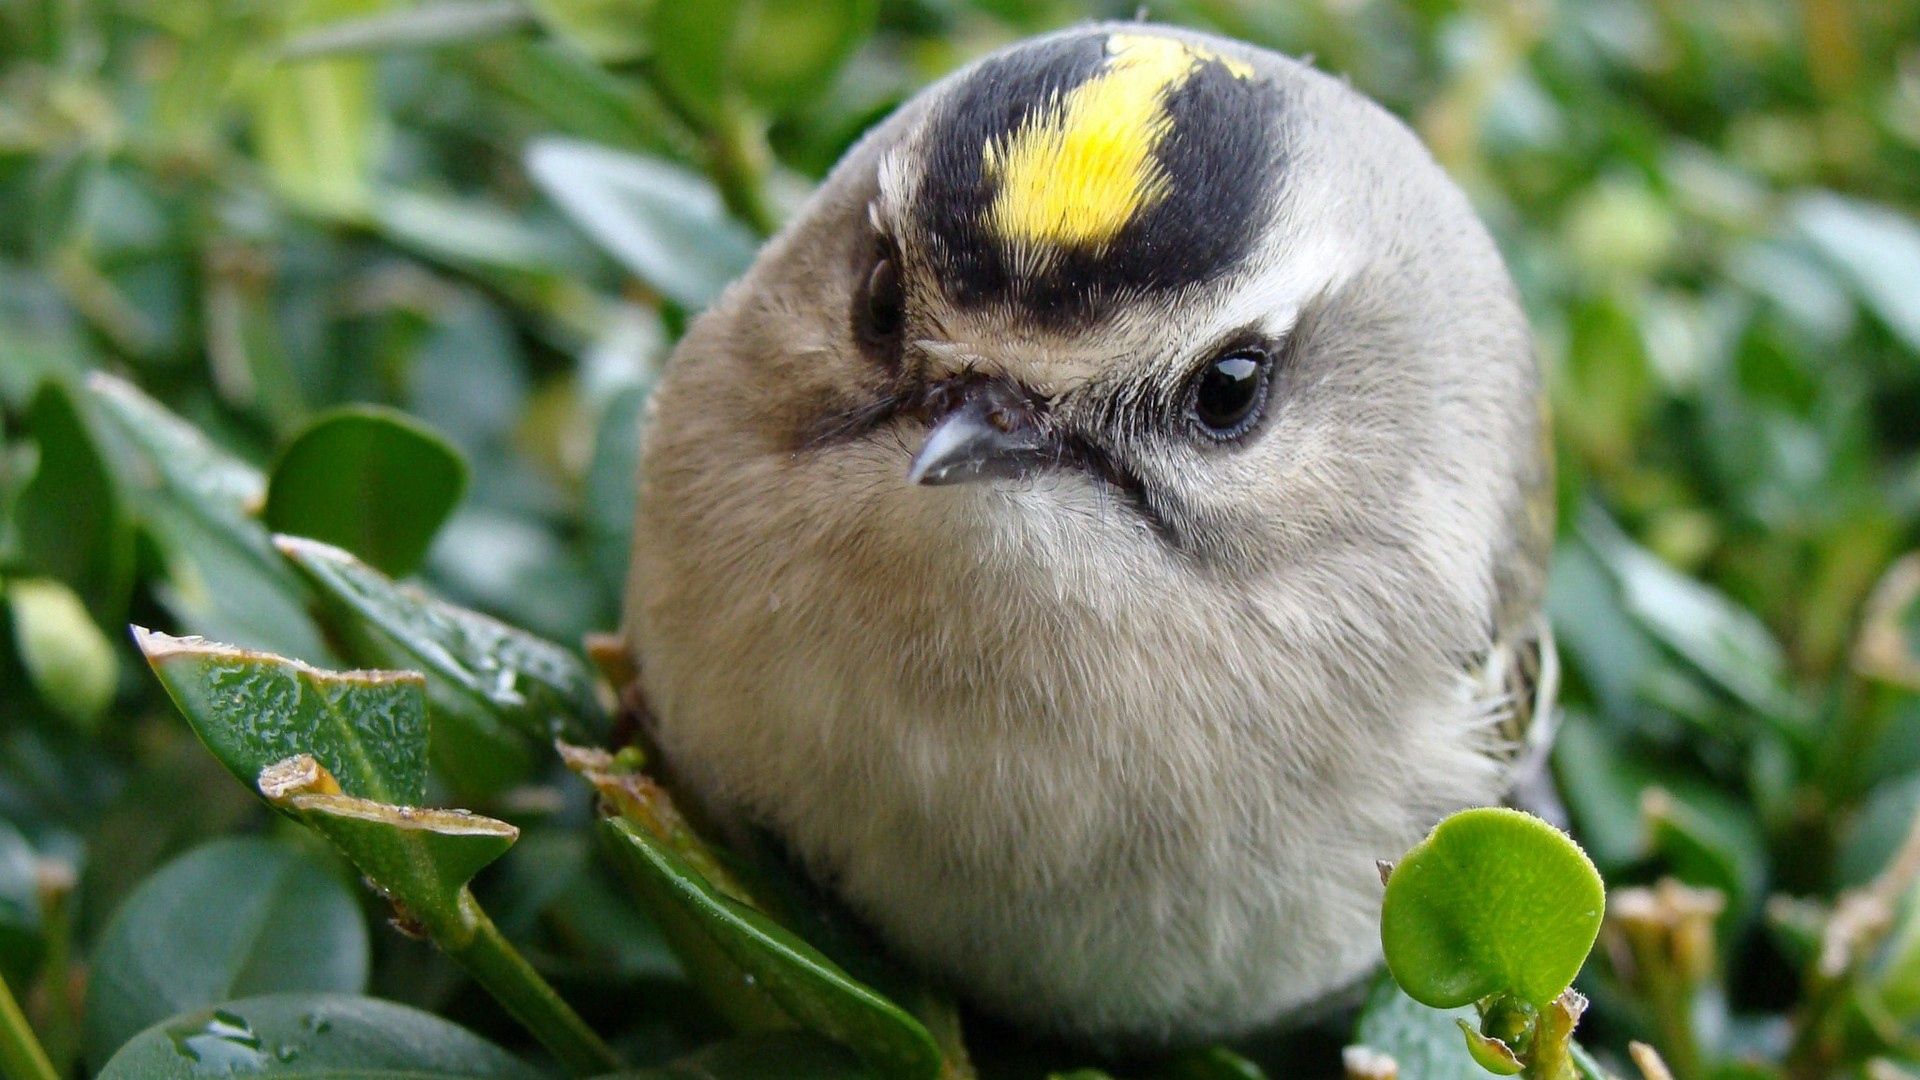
[865,257,902,338]
[1195,352,1263,430]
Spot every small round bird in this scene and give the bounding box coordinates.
[624,22,1554,1042]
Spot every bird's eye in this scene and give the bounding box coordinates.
[1189,348,1271,439]
[856,247,904,350]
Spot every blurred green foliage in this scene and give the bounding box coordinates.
[1,0,1919,1077]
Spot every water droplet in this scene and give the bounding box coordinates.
[743,973,757,987]
[313,1017,332,1035]
[275,1043,300,1063]
[167,1009,267,1069]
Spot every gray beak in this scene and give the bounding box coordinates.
[907,383,1051,486]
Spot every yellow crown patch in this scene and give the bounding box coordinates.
[982,34,1252,256]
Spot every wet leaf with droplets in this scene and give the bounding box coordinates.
[137,628,428,804]
[95,992,543,1078]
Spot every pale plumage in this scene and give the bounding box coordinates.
[623,22,1553,1042]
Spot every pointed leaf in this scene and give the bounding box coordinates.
[277,535,608,759]
[137,629,427,805]
[96,993,544,1079]
[82,839,369,1071]
[598,1031,874,1079]
[527,138,757,310]
[602,817,941,1079]
[262,754,518,929]
[1381,808,1604,1009]
[264,405,469,577]
[84,374,330,663]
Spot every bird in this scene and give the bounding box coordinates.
[621,21,1555,1044]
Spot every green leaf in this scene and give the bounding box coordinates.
[0,818,43,991]
[643,0,740,114]
[1792,192,1920,353]
[736,0,875,110]
[96,993,544,1079]
[1351,975,1500,1080]
[1381,808,1605,1009]
[602,816,943,1079]
[595,1031,874,1079]
[252,0,382,219]
[530,0,652,63]
[82,838,370,1072]
[260,755,518,934]
[264,405,469,577]
[1159,1045,1269,1079]
[583,381,650,597]
[15,379,131,622]
[527,138,758,311]
[84,374,331,664]
[277,535,608,775]
[7,577,118,729]
[1580,508,1803,731]
[136,628,427,805]
[279,0,537,59]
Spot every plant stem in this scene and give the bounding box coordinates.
[0,972,57,1080]
[438,890,624,1077]
[631,63,778,238]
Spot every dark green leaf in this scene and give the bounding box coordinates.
[265,405,469,578]
[0,818,43,991]
[84,374,332,664]
[260,755,518,931]
[15,379,131,621]
[277,534,608,765]
[96,993,544,1079]
[583,381,650,597]
[1381,808,1605,1008]
[593,1031,874,1079]
[137,629,428,805]
[82,838,370,1071]
[602,817,942,1079]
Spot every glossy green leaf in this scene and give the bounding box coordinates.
[96,993,543,1079]
[602,817,943,1079]
[136,628,427,805]
[84,374,331,664]
[82,839,369,1071]
[264,405,468,578]
[1351,975,1500,1080]
[1381,808,1605,1009]
[1159,1045,1269,1079]
[15,379,131,621]
[260,755,518,933]
[277,534,607,756]
[7,577,117,728]
[527,138,757,310]
[1792,192,1920,353]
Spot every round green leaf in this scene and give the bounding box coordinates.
[84,839,371,1070]
[264,405,469,578]
[1380,808,1604,1009]
[96,993,543,1079]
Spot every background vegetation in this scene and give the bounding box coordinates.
[2,0,1919,1077]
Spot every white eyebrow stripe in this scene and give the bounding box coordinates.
[1198,231,1359,344]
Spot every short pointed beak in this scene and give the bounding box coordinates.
[907,386,1051,486]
